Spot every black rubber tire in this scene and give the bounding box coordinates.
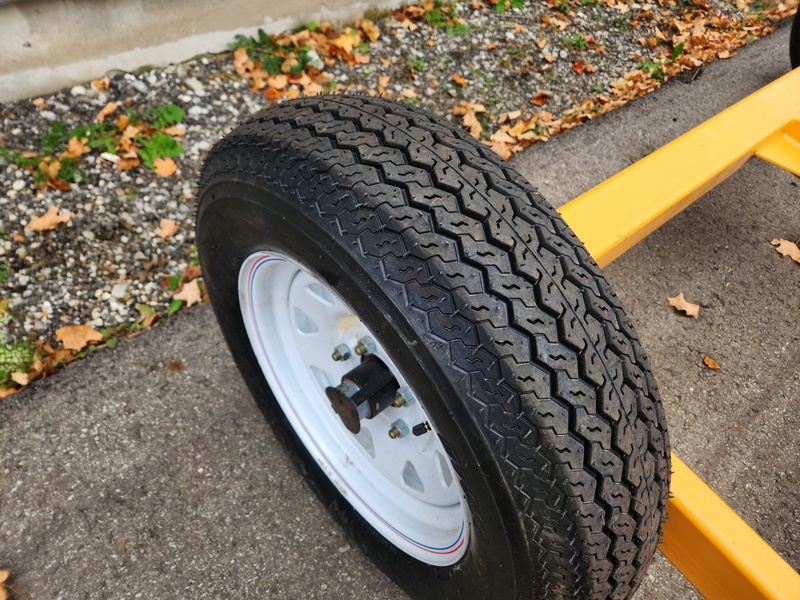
[196,95,670,600]
[791,13,800,69]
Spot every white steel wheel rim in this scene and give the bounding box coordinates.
[239,250,469,565]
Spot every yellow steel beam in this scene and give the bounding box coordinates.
[558,67,800,268]
[661,455,800,600]
[557,67,800,599]
[756,119,800,177]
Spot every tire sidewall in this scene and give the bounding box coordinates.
[197,180,530,599]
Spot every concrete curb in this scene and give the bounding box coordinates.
[0,0,400,102]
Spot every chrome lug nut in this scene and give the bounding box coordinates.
[388,419,409,439]
[331,344,351,362]
[393,386,416,408]
[354,336,376,356]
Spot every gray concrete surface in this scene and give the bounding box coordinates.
[0,0,400,102]
[2,23,799,598]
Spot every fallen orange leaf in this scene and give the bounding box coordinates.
[160,126,186,137]
[530,90,552,107]
[573,60,598,74]
[116,156,140,171]
[450,74,468,86]
[155,218,180,239]
[771,238,800,263]
[233,47,253,76]
[91,76,110,90]
[56,325,103,351]
[703,356,720,370]
[116,114,130,131]
[10,372,30,386]
[173,279,202,307]
[667,292,700,318]
[25,206,72,232]
[330,30,361,54]
[62,136,91,158]
[358,19,381,42]
[0,387,18,399]
[183,264,203,281]
[95,102,118,123]
[153,157,177,177]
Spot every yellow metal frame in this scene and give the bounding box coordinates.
[558,67,800,599]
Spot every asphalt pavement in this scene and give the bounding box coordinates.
[2,22,798,599]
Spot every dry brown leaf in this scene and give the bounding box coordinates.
[0,568,9,583]
[530,90,552,106]
[268,75,289,90]
[280,55,300,74]
[399,18,419,31]
[92,76,110,90]
[668,292,700,318]
[233,47,253,76]
[56,325,103,351]
[153,157,178,177]
[378,75,391,94]
[116,156,140,171]
[173,279,201,307]
[0,387,19,399]
[536,38,547,49]
[160,126,186,137]
[11,371,30,386]
[573,60,598,74]
[358,19,381,42]
[703,356,720,370]
[116,114,130,131]
[771,238,800,263]
[183,264,203,281]
[542,53,557,63]
[330,30,361,54]
[508,115,538,137]
[62,136,91,158]
[25,206,73,232]
[450,74,468,86]
[95,102,118,123]
[155,218,180,239]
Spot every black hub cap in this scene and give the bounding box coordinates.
[325,356,398,434]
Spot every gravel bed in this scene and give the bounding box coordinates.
[0,0,789,389]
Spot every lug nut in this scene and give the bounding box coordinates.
[388,419,409,439]
[412,421,431,437]
[331,344,351,362]
[354,336,376,356]
[393,386,416,408]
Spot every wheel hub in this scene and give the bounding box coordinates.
[325,356,399,434]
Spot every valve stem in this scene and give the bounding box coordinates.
[412,421,431,437]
